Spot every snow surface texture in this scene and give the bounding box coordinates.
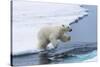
[12,0,88,55]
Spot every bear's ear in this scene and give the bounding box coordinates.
[62,24,65,27]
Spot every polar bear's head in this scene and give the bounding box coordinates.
[61,24,72,32]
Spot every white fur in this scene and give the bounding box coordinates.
[37,24,71,50]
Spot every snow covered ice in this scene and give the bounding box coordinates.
[12,0,88,55]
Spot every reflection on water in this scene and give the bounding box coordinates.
[38,51,50,64]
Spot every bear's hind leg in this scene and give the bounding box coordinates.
[38,39,49,51]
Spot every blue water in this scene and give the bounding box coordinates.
[70,5,97,42]
[60,50,97,63]
[50,50,97,64]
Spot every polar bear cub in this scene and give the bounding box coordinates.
[37,24,72,50]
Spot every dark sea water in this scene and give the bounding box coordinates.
[11,5,97,66]
[70,5,97,42]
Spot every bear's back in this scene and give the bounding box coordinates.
[38,25,60,39]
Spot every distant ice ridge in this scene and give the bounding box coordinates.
[12,0,88,55]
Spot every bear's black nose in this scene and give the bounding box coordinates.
[69,29,72,32]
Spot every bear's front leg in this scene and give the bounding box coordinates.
[60,34,71,42]
[49,34,59,49]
